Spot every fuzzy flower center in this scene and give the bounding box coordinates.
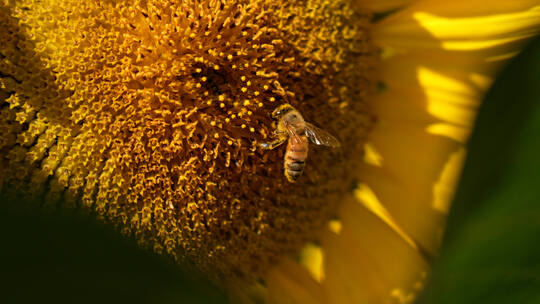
[0,0,377,281]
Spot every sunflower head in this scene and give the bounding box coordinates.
[1,0,378,282]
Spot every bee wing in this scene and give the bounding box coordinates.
[284,121,303,145]
[304,122,340,148]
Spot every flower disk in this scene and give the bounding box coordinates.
[0,0,377,281]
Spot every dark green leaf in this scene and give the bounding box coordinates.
[0,196,228,304]
[418,36,540,304]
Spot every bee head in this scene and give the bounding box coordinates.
[271,104,295,119]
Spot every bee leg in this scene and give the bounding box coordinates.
[259,137,287,150]
[273,129,287,136]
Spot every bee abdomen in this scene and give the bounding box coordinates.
[284,136,308,182]
[285,159,305,182]
[287,160,304,171]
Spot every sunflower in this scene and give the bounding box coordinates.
[0,0,539,303]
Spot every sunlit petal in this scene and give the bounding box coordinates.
[322,196,428,304]
[375,0,540,54]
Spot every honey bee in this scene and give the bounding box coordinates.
[260,104,340,182]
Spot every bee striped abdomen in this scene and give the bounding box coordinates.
[284,135,309,182]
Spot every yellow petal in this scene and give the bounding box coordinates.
[374,0,540,53]
[363,0,540,256]
[358,133,457,254]
[322,196,428,304]
[375,54,488,132]
[361,62,474,251]
[432,147,466,213]
[266,258,324,304]
[298,244,325,283]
